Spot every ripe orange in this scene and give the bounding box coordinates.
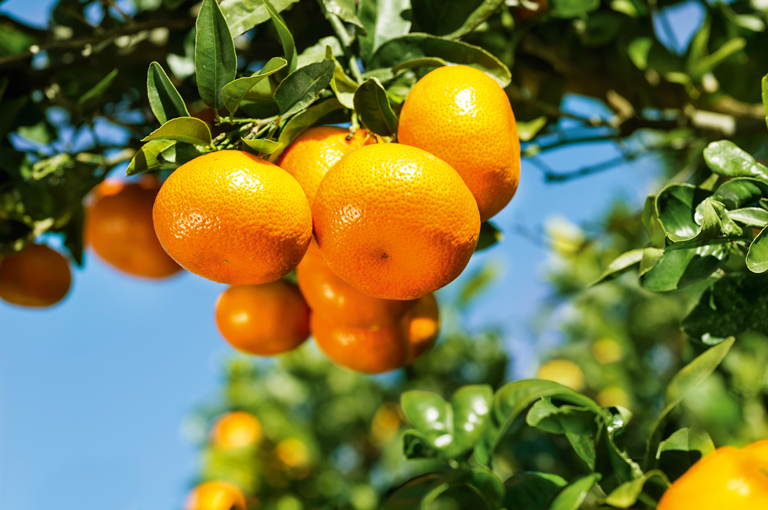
[312,144,480,300]
[185,481,246,510]
[211,411,262,449]
[278,126,372,204]
[297,242,417,327]
[153,150,312,285]
[398,65,521,221]
[0,243,71,307]
[536,359,586,392]
[86,177,181,279]
[311,293,440,374]
[215,280,310,356]
[657,440,768,510]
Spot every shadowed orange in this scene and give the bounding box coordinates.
[0,244,71,308]
[185,481,246,510]
[211,411,262,449]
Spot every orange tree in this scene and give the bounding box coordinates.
[2,0,768,508]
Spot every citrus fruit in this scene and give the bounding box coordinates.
[311,293,440,374]
[536,359,586,392]
[86,177,181,279]
[297,242,417,327]
[215,280,310,356]
[274,438,312,470]
[279,126,372,204]
[211,411,262,449]
[0,243,71,307]
[153,150,312,285]
[398,65,521,221]
[658,440,768,510]
[313,143,480,300]
[185,481,246,510]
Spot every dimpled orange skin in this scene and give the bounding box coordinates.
[215,281,310,356]
[278,126,372,204]
[657,440,768,510]
[211,411,262,449]
[185,481,246,510]
[86,179,181,279]
[153,150,312,285]
[311,293,440,374]
[297,242,417,327]
[398,65,521,221]
[312,144,480,300]
[0,244,71,307]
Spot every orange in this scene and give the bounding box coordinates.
[278,126,372,204]
[215,280,310,356]
[296,242,417,327]
[211,411,262,449]
[658,440,768,510]
[153,150,312,285]
[312,144,480,300]
[536,359,586,392]
[86,177,181,279]
[185,481,246,510]
[0,243,71,307]
[311,293,440,374]
[398,65,521,221]
[273,438,312,470]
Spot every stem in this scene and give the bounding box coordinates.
[319,2,364,84]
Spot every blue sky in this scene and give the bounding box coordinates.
[0,1,703,509]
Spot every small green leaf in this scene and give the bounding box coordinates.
[656,428,715,481]
[195,0,237,110]
[703,141,768,180]
[451,385,493,456]
[504,472,568,510]
[126,140,176,176]
[656,184,712,242]
[604,407,644,484]
[712,177,768,210]
[402,430,440,459]
[222,57,287,115]
[526,400,600,470]
[220,0,300,37]
[692,38,746,77]
[325,46,357,109]
[600,471,669,508]
[241,138,283,155]
[401,391,454,454]
[762,74,768,129]
[391,57,448,75]
[381,472,466,510]
[78,69,118,110]
[747,226,768,273]
[641,244,726,292]
[322,0,366,32]
[264,0,298,75]
[518,116,548,142]
[468,467,505,510]
[590,249,643,286]
[141,117,213,146]
[273,60,335,116]
[353,77,398,137]
[147,62,189,124]
[358,0,412,63]
[728,207,768,227]
[475,221,503,252]
[548,474,600,510]
[551,0,600,19]
[269,98,344,162]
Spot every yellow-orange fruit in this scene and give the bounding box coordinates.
[398,65,521,221]
[153,150,312,285]
[278,126,372,204]
[86,178,181,279]
[185,481,246,510]
[215,281,310,356]
[297,242,417,327]
[311,293,440,374]
[313,144,480,300]
[211,411,262,449]
[0,244,71,307]
[536,359,586,392]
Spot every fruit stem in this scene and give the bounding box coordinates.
[318,1,364,84]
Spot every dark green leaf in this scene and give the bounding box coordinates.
[78,69,118,110]
[656,428,714,482]
[268,99,344,162]
[220,0,300,37]
[195,0,237,110]
[60,203,85,266]
[126,140,177,176]
[142,117,213,146]
[468,467,504,510]
[643,338,735,469]
[656,184,711,242]
[326,46,357,109]
[504,472,567,510]
[551,0,600,19]
[445,1,505,39]
[548,474,600,510]
[747,226,768,272]
[322,0,366,32]
[600,471,669,509]
[712,177,768,210]
[402,430,440,459]
[641,244,726,292]
[590,249,643,286]
[526,400,600,470]
[603,407,643,484]
[241,138,283,155]
[358,0,412,63]
[263,0,298,75]
[222,57,287,115]
[412,0,503,38]
[369,34,512,88]
[147,62,190,124]
[475,220,503,252]
[273,60,335,116]
[762,74,768,129]
[391,57,448,75]
[381,472,465,510]
[353,77,398,137]
[703,141,768,180]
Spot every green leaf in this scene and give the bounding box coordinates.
[627,37,653,70]
[402,430,440,459]
[762,74,768,129]
[401,391,452,452]
[526,400,600,470]
[551,0,600,19]
[727,207,768,227]
[241,138,283,155]
[77,69,118,110]
[643,337,735,469]
[504,472,568,510]
[518,116,547,142]
[703,141,768,180]
[326,46,357,109]
[475,221,503,252]
[322,0,366,32]
[411,0,504,39]
[656,184,712,242]
[692,38,746,77]
[268,98,344,162]
[60,203,85,267]
[468,467,505,510]
[391,57,448,75]
[195,0,237,110]
[656,428,715,481]
[222,57,287,115]
[641,244,727,292]
[475,380,608,466]
[590,249,643,286]
[548,474,600,510]
[126,139,177,176]
[369,34,512,88]
[358,0,412,63]
[712,177,768,210]
[600,471,669,508]
[353,78,398,137]
[141,117,213,146]
[445,1,505,39]
[147,62,189,124]
[220,0,301,37]
[263,0,298,75]
[604,407,643,484]
[381,472,465,510]
[298,36,343,68]
[451,385,493,456]
[747,226,768,273]
[273,61,335,116]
